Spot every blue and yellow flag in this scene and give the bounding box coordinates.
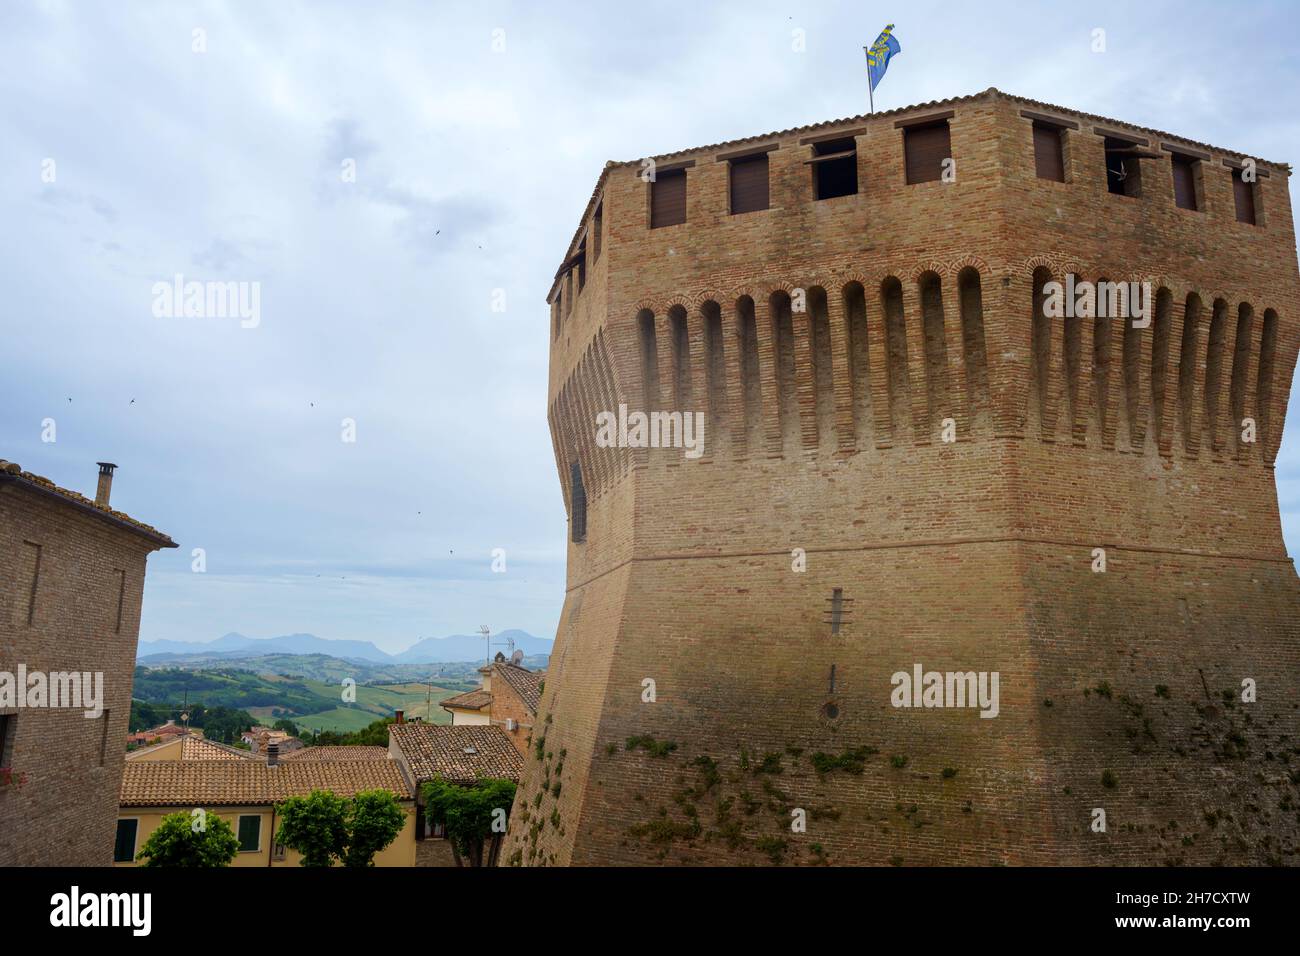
[865,24,901,92]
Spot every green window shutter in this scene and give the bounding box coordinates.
[114,819,138,863]
[238,814,261,852]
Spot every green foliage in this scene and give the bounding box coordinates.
[754,752,783,775]
[809,746,877,776]
[625,735,677,758]
[890,754,909,769]
[942,767,958,779]
[421,776,518,867]
[754,835,787,864]
[1154,684,1170,699]
[272,718,300,736]
[307,716,394,747]
[1093,681,1113,699]
[136,810,240,867]
[343,790,407,867]
[1101,769,1118,789]
[275,790,350,867]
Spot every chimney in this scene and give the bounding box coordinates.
[267,742,279,767]
[94,462,117,508]
[395,710,405,724]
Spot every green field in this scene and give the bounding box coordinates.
[268,681,458,733]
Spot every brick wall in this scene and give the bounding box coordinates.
[0,483,169,866]
[505,89,1300,866]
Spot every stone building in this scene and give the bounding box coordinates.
[0,459,175,866]
[503,88,1300,866]
[441,652,543,754]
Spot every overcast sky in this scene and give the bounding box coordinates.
[2,0,1297,653]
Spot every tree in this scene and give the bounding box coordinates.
[136,810,240,867]
[275,789,406,867]
[344,790,407,867]
[421,777,517,867]
[271,718,300,736]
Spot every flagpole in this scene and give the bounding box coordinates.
[864,46,874,114]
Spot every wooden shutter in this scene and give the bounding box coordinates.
[1171,156,1197,210]
[1032,123,1065,182]
[904,121,951,184]
[1233,171,1256,224]
[650,169,686,228]
[114,819,137,863]
[730,154,769,214]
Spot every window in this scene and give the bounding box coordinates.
[0,714,12,766]
[99,710,110,766]
[551,295,560,340]
[904,121,951,185]
[729,153,770,214]
[1104,136,1142,197]
[114,819,138,863]
[21,541,41,626]
[576,239,587,291]
[569,461,586,543]
[1232,168,1256,224]
[1171,154,1199,210]
[650,168,686,228]
[1032,122,1065,182]
[237,814,262,852]
[592,202,603,260]
[272,841,286,861]
[113,569,126,633]
[811,138,857,199]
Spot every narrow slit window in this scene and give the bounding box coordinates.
[729,153,770,214]
[569,461,587,543]
[592,202,603,260]
[650,168,687,228]
[114,569,126,634]
[1032,121,1065,182]
[1232,168,1257,225]
[904,121,951,185]
[811,138,857,200]
[1171,154,1199,210]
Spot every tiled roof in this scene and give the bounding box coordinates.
[280,746,389,761]
[550,86,1290,293]
[120,760,413,807]
[182,736,261,761]
[492,663,542,714]
[441,689,493,711]
[0,459,175,547]
[388,724,522,785]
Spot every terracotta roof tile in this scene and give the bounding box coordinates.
[492,663,542,714]
[441,689,493,711]
[388,724,522,785]
[181,736,261,761]
[280,746,388,761]
[120,759,412,806]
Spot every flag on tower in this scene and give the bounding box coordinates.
[865,24,901,93]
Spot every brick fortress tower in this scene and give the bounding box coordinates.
[504,89,1300,866]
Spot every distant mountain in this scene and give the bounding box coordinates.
[137,629,550,664]
[391,629,551,664]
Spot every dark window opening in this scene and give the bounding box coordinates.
[114,819,138,863]
[237,814,261,852]
[1232,169,1256,224]
[592,202,603,260]
[0,714,12,767]
[569,461,587,543]
[904,121,951,185]
[576,239,587,291]
[1104,137,1142,197]
[1171,154,1199,210]
[729,153,770,214]
[99,710,110,766]
[113,569,126,633]
[811,138,857,200]
[650,168,686,228]
[1032,122,1065,182]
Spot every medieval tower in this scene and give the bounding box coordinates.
[505,89,1300,866]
